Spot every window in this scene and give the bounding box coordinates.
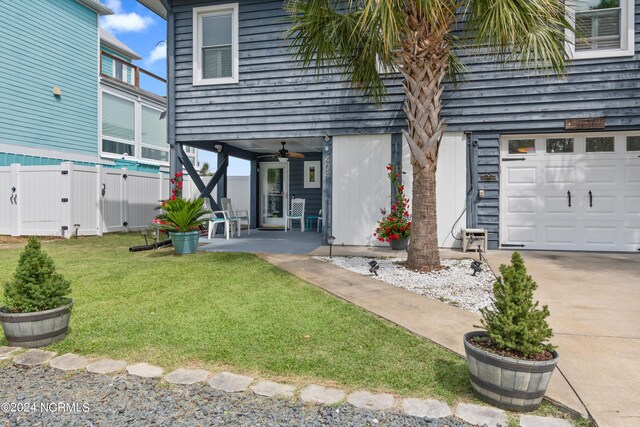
[569,0,634,58]
[546,138,574,153]
[102,92,135,156]
[508,139,536,155]
[193,4,239,85]
[586,136,615,152]
[141,106,168,162]
[627,136,640,151]
[100,90,174,164]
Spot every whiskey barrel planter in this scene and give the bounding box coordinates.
[0,299,73,348]
[463,331,559,412]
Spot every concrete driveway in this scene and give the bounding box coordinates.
[484,251,640,427]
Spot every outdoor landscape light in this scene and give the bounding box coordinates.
[470,260,483,276]
[368,260,380,276]
[327,235,335,258]
[73,224,80,239]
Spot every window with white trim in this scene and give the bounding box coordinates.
[100,90,173,164]
[102,92,136,156]
[193,3,239,86]
[568,0,634,59]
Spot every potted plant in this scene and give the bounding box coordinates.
[154,195,210,255]
[0,237,73,348]
[374,164,411,250]
[464,252,558,412]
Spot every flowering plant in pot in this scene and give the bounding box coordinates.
[464,252,558,412]
[374,164,411,250]
[154,174,210,255]
[0,237,73,347]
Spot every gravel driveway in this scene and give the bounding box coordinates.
[0,365,472,426]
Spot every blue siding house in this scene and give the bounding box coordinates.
[141,0,639,252]
[0,0,181,173]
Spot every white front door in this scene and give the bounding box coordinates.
[259,162,289,227]
[500,133,640,252]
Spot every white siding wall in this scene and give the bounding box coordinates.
[332,134,392,246]
[403,132,467,248]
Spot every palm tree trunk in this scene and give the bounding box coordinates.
[401,10,451,271]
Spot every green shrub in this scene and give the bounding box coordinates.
[480,252,554,357]
[3,237,71,313]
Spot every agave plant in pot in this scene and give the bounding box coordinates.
[0,237,72,348]
[374,164,411,250]
[154,196,210,255]
[464,252,558,412]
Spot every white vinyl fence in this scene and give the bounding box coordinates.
[0,163,249,238]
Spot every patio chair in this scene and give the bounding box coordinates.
[221,197,250,237]
[208,210,230,239]
[203,199,230,239]
[317,209,322,232]
[287,198,305,232]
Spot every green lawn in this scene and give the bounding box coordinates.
[0,234,471,403]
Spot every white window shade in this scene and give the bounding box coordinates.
[141,106,167,147]
[102,93,135,141]
[202,14,233,79]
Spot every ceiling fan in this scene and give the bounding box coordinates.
[259,141,305,162]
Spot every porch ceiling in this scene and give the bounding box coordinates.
[221,138,324,154]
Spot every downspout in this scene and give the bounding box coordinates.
[465,131,476,229]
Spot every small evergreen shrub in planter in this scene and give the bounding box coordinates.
[464,252,558,412]
[0,237,73,348]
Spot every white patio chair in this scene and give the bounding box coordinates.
[287,198,305,232]
[221,197,250,236]
[203,199,230,240]
[208,210,230,239]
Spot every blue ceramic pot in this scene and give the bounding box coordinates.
[169,230,200,255]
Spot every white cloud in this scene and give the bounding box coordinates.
[147,43,167,65]
[101,0,153,33]
[104,0,123,13]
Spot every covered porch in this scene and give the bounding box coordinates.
[172,136,331,244]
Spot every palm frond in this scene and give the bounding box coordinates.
[465,0,572,75]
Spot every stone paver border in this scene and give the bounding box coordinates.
[0,348,577,426]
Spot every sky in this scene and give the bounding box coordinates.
[100,0,250,175]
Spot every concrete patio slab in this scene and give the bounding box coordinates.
[200,230,322,255]
[0,347,21,360]
[49,353,89,371]
[13,349,56,368]
[251,380,295,398]
[260,253,588,419]
[208,371,254,393]
[86,359,128,374]
[455,403,508,427]
[485,250,640,427]
[127,363,164,379]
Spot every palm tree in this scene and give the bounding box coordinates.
[286,0,571,271]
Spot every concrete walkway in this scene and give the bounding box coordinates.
[483,251,640,427]
[262,251,624,426]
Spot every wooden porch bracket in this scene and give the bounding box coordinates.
[177,144,228,211]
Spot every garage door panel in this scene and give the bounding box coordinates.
[501,133,639,252]
[545,166,577,184]
[624,165,640,183]
[506,167,537,184]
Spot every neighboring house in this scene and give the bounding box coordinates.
[140,0,639,252]
[0,0,189,173]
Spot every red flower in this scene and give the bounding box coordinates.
[399,186,404,192]
[403,211,409,216]
[391,204,397,211]
[378,237,384,242]
[373,232,377,236]
[170,178,175,184]
[175,172,184,178]
[176,181,183,189]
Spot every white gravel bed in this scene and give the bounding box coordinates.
[315,256,496,314]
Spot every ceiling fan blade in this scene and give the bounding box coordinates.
[287,151,305,159]
[258,153,277,158]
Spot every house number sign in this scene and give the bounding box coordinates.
[565,118,605,130]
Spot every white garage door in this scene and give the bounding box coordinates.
[501,133,640,252]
